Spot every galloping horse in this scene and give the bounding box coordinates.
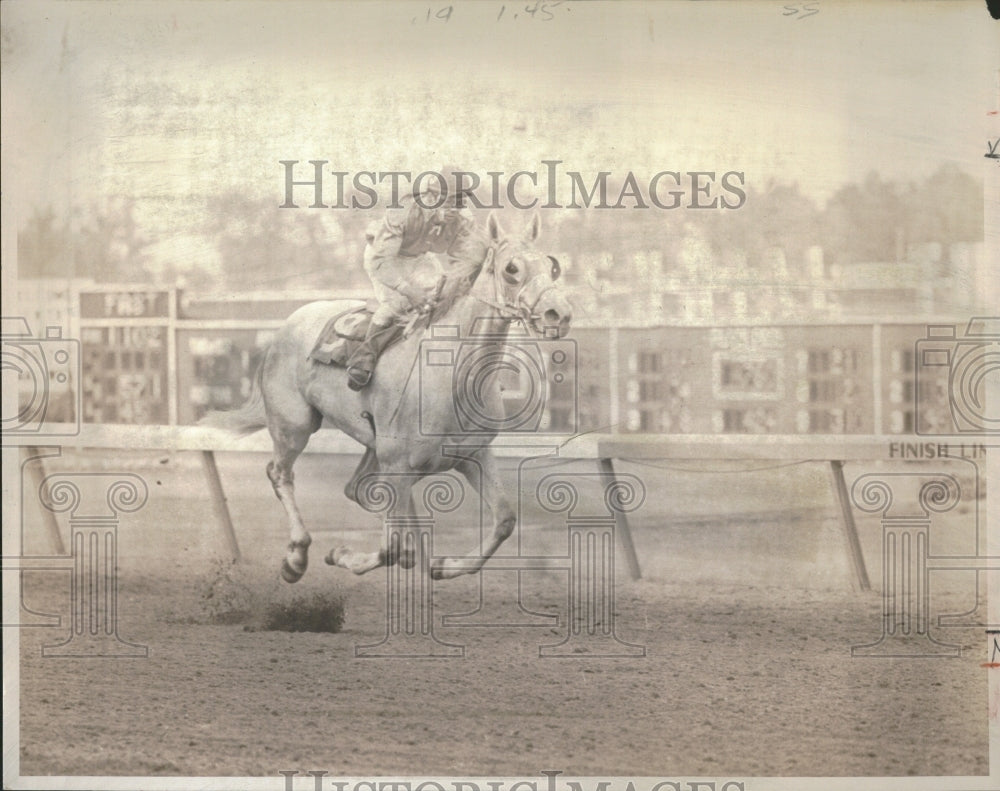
[205,212,572,582]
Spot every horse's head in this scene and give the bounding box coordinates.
[482,211,573,338]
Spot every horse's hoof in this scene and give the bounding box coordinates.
[280,558,305,583]
[325,547,349,567]
[429,557,446,580]
[397,547,417,570]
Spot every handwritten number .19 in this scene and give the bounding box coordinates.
[413,6,453,24]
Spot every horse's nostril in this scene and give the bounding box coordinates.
[543,309,560,324]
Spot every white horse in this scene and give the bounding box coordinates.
[205,212,572,582]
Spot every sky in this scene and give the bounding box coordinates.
[1,1,997,276]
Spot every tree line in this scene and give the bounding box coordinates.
[17,164,982,289]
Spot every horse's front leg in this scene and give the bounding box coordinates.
[431,448,515,580]
[326,472,419,574]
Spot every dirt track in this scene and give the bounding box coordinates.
[14,451,990,778]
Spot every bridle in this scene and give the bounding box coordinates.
[389,237,560,428]
[477,240,559,332]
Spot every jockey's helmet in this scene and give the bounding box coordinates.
[412,164,479,208]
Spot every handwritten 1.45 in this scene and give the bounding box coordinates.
[498,2,567,22]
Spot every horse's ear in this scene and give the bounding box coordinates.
[487,211,504,243]
[523,211,541,243]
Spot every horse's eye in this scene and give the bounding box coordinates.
[505,262,519,276]
[547,256,561,281]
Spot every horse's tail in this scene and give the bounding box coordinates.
[199,357,268,436]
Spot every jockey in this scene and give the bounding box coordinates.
[346,170,483,390]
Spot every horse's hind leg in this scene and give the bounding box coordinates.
[327,446,402,571]
[327,473,418,574]
[268,414,321,583]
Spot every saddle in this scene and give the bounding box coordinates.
[310,273,448,368]
[309,303,403,367]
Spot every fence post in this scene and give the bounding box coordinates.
[597,457,642,580]
[200,450,241,562]
[829,460,870,591]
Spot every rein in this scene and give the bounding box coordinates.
[385,240,545,430]
[386,242,504,430]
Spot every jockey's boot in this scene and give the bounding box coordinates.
[347,320,392,391]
